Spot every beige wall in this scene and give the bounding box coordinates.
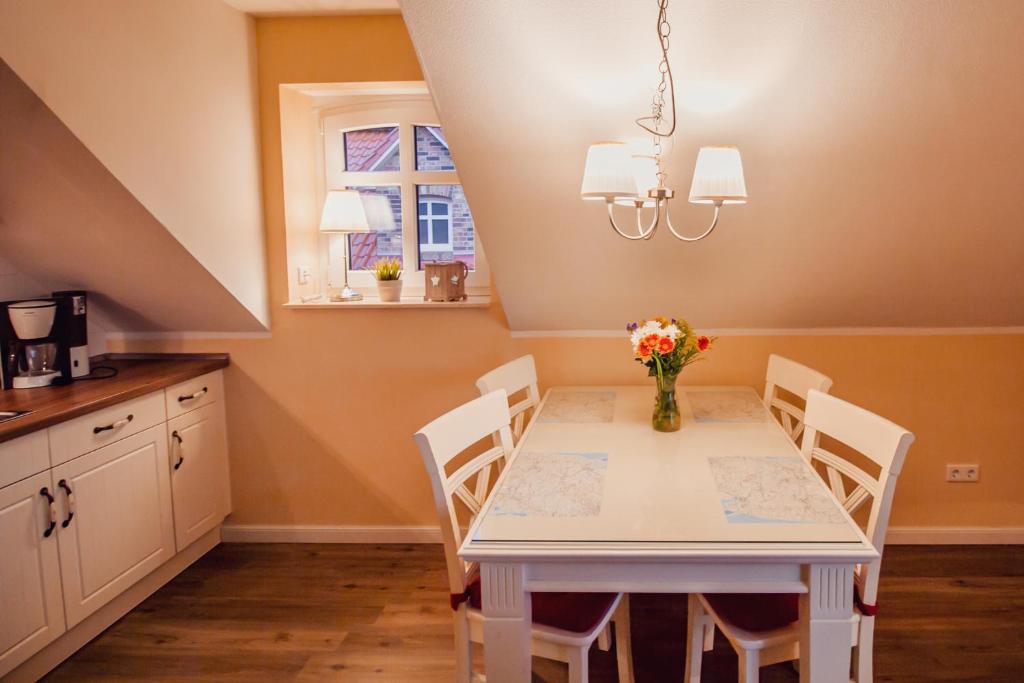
[112,15,1023,531]
[0,0,269,328]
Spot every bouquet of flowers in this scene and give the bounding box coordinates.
[626,316,714,432]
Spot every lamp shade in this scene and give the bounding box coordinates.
[688,145,747,205]
[581,142,638,201]
[615,154,660,207]
[319,190,370,233]
[360,193,397,232]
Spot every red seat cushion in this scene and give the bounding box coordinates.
[464,577,617,634]
[704,592,800,632]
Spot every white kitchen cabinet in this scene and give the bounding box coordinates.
[167,402,230,551]
[51,424,175,628]
[0,471,66,677]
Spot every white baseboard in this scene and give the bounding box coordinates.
[886,526,1024,545]
[220,524,443,544]
[221,524,1024,545]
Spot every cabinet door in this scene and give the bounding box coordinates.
[52,424,174,628]
[0,472,66,677]
[167,402,230,551]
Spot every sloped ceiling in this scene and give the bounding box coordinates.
[400,0,1024,330]
[0,61,264,332]
[0,0,268,330]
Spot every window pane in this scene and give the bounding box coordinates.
[432,220,450,245]
[416,184,475,269]
[346,185,402,270]
[343,126,400,172]
[415,125,455,171]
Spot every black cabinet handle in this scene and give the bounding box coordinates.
[178,387,208,403]
[40,487,57,538]
[172,430,185,470]
[58,479,75,527]
[94,413,133,434]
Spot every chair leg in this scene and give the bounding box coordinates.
[453,608,472,683]
[568,646,589,683]
[703,621,715,652]
[738,648,760,683]
[598,623,612,651]
[685,595,707,683]
[613,594,635,683]
[853,617,874,683]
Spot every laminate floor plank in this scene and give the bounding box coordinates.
[42,544,1024,682]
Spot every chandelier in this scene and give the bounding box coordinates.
[580,0,747,242]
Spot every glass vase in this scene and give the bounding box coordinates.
[652,372,681,432]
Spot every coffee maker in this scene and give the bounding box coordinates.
[0,290,91,390]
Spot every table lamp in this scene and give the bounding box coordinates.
[319,189,370,301]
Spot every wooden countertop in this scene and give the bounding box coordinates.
[0,353,229,443]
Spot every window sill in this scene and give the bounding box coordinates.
[283,295,491,310]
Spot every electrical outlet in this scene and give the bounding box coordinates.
[297,265,311,285]
[946,464,980,482]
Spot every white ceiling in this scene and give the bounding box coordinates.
[222,0,397,15]
[399,0,1024,331]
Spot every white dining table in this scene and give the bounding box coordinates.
[459,385,877,683]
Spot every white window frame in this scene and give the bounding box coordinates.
[318,95,489,297]
[418,195,454,255]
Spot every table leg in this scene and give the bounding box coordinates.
[799,563,856,683]
[481,562,532,682]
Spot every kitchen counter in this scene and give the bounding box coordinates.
[0,353,229,443]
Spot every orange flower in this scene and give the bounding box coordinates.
[657,336,675,354]
[637,341,652,358]
[643,333,660,349]
[697,335,711,352]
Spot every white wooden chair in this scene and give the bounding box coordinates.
[414,390,635,683]
[685,390,914,683]
[475,355,540,444]
[763,354,834,444]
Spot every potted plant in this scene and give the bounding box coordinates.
[372,257,403,302]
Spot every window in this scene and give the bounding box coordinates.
[320,94,488,296]
[415,125,455,171]
[343,126,400,172]
[417,185,475,269]
[348,185,403,270]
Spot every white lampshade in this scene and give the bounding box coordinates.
[319,189,370,233]
[688,145,747,205]
[360,193,397,232]
[581,142,638,201]
[615,154,660,207]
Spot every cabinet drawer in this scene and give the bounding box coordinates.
[0,430,50,489]
[48,391,166,466]
[165,370,222,419]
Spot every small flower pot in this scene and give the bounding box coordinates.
[376,279,403,302]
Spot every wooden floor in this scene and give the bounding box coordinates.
[43,544,1024,682]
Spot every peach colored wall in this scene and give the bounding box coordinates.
[112,15,1023,531]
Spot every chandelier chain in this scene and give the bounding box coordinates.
[635,0,676,142]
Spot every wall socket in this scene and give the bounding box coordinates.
[946,464,980,482]
[297,265,312,285]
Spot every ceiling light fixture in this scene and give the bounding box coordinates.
[580,0,747,241]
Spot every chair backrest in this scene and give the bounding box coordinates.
[475,355,540,443]
[801,390,914,607]
[763,354,834,443]
[413,390,515,595]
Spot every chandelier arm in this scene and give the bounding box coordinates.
[664,201,722,242]
[607,200,659,240]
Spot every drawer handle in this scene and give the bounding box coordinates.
[40,487,57,538]
[172,430,185,470]
[178,387,208,403]
[93,414,134,434]
[58,479,76,528]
